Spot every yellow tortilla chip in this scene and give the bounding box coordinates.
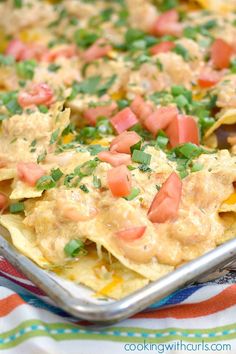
[51,102,70,133]
[0,214,149,299]
[0,214,50,267]
[193,0,236,13]
[219,193,236,213]
[217,212,236,244]
[0,168,16,182]
[205,109,236,139]
[57,247,149,299]
[10,180,43,200]
[87,234,173,282]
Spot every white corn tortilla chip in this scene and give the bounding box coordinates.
[219,193,236,213]
[10,180,43,200]
[205,109,236,138]
[217,212,236,244]
[0,214,50,267]
[58,247,149,299]
[0,214,149,299]
[87,232,173,281]
[0,168,16,181]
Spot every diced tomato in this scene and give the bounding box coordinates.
[115,226,146,241]
[210,39,233,70]
[18,83,54,108]
[17,162,45,187]
[83,102,117,126]
[107,165,132,197]
[165,114,199,147]
[148,172,182,223]
[41,45,77,62]
[150,41,175,55]
[0,193,8,211]
[144,106,178,136]
[110,107,138,134]
[5,39,25,61]
[130,95,153,123]
[82,38,112,62]
[110,131,141,154]
[98,151,131,166]
[198,67,222,88]
[5,39,45,61]
[151,10,183,37]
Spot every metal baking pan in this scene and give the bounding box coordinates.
[0,233,236,325]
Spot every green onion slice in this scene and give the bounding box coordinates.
[132,150,151,165]
[64,239,87,258]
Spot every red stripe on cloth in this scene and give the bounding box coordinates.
[0,258,26,279]
[0,293,25,317]
[0,270,45,296]
[133,285,236,319]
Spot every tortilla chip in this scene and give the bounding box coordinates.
[193,0,236,13]
[51,102,70,133]
[0,214,149,299]
[0,214,50,267]
[217,212,236,244]
[0,168,16,181]
[10,180,43,200]
[219,193,236,213]
[57,247,149,299]
[205,109,236,138]
[87,233,173,281]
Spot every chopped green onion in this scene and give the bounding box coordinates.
[124,187,140,201]
[179,170,189,179]
[130,140,142,154]
[16,60,36,80]
[178,143,203,159]
[93,175,101,188]
[191,162,204,172]
[117,99,129,110]
[183,26,198,40]
[73,29,99,49]
[50,128,60,145]
[51,168,63,182]
[173,44,190,61]
[156,131,168,149]
[138,164,152,173]
[38,105,49,113]
[0,54,15,66]
[48,63,61,72]
[9,202,24,213]
[74,159,99,177]
[127,165,136,171]
[36,176,56,191]
[64,239,87,258]
[61,123,75,137]
[79,184,89,193]
[0,91,22,115]
[30,139,37,148]
[132,150,151,165]
[88,144,108,156]
[158,0,179,11]
[37,150,47,163]
[14,0,22,8]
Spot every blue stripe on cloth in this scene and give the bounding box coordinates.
[0,275,204,318]
[147,284,204,310]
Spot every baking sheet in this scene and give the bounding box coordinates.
[1,233,236,324]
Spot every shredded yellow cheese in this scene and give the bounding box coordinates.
[224,193,236,205]
[96,275,123,296]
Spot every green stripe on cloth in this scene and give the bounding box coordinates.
[1,320,236,349]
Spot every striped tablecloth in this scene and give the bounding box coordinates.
[0,256,236,354]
